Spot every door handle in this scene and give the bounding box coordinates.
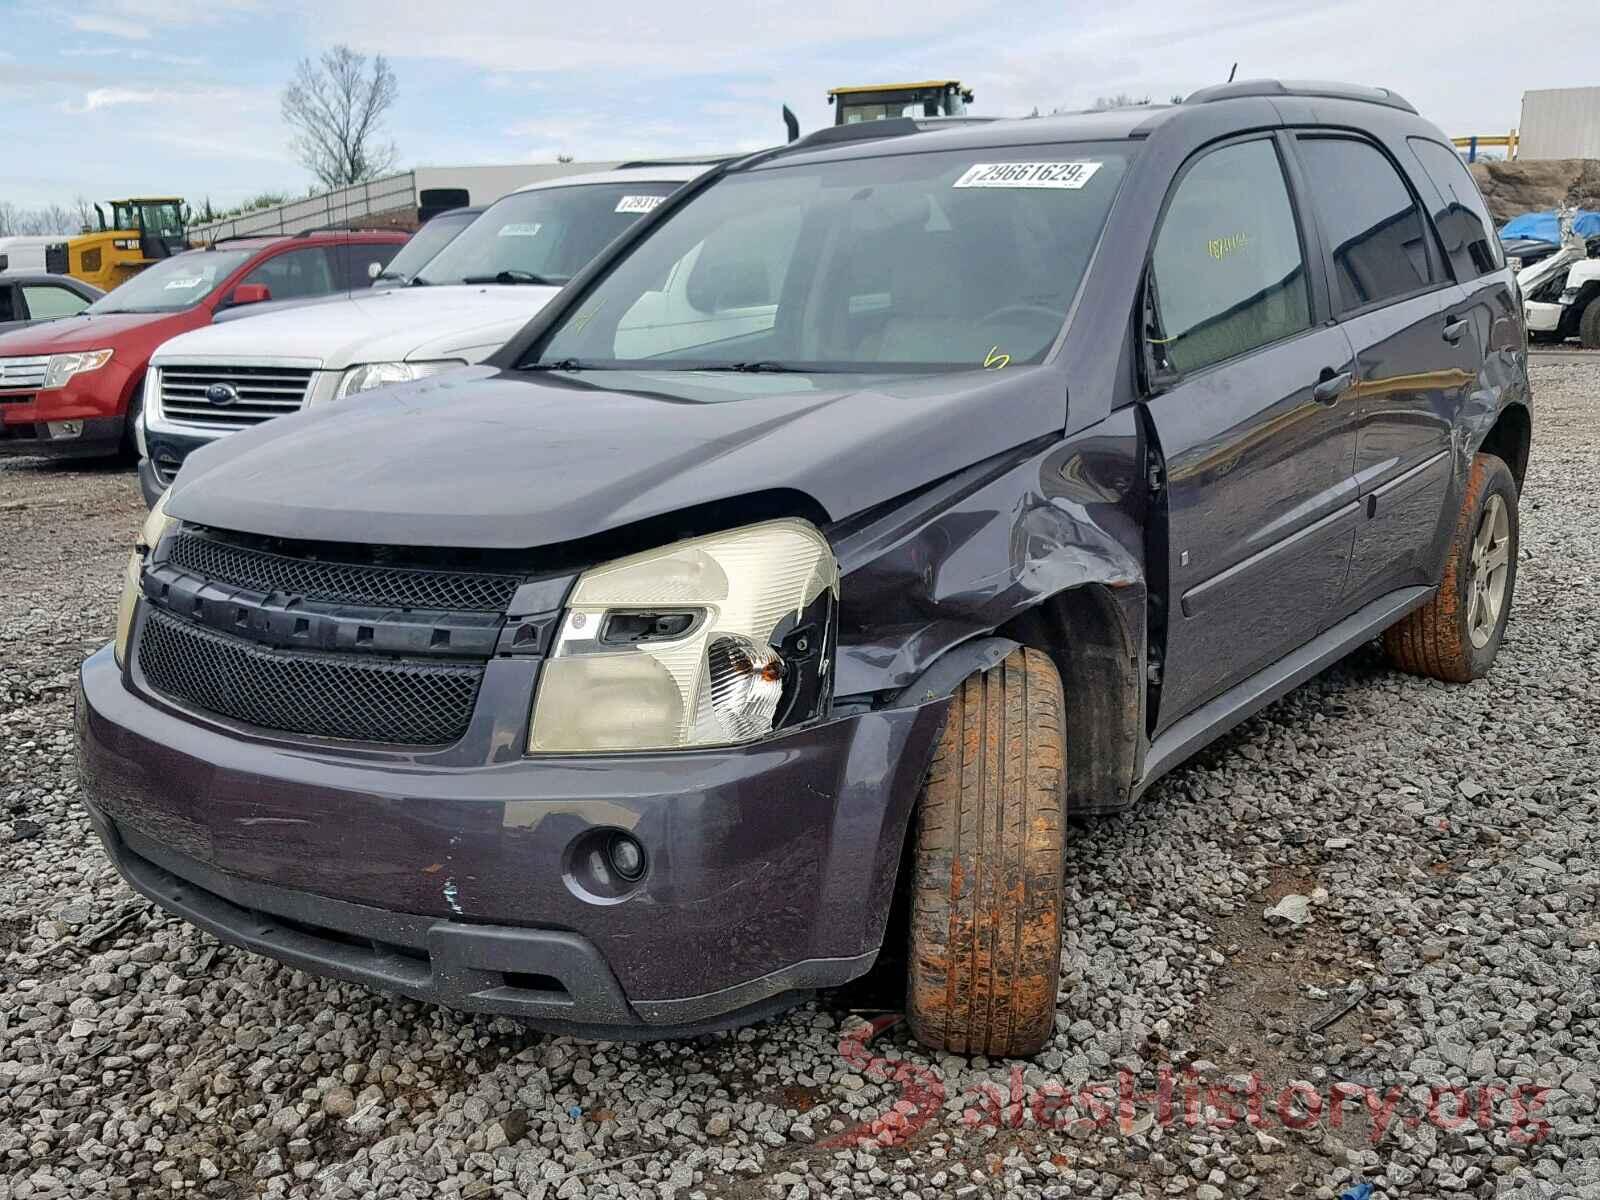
[1312,370,1353,405]
[1442,316,1469,344]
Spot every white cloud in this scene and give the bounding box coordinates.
[69,86,164,112]
[66,0,261,40]
[70,14,150,39]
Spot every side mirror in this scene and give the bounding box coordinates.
[230,283,272,306]
[367,261,383,280]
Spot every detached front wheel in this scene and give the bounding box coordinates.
[906,647,1066,1058]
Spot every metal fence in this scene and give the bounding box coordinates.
[187,173,419,243]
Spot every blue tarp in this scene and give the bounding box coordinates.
[1498,210,1600,243]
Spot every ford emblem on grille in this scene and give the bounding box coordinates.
[205,382,240,407]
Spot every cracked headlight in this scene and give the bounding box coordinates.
[528,518,838,753]
[333,359,465,400]
[114,490,176,666]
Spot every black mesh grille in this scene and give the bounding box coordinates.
[167,532,521,612]
[138,608,482,745]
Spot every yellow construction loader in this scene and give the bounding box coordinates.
[46,198,188,291]
[827,80,974,125]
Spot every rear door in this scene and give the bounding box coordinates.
[1142,134,1361,725]
[1290,134,1480,609]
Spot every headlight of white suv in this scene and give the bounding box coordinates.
[333,359,465,400]
[44,349,113,389]
[113,490,177,666]
[528,519,838,753]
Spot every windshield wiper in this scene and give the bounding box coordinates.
[691,361,814,373]
[462,269,559,286]
[525,358,586,372]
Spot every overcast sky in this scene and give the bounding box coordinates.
[1,0,1592,212]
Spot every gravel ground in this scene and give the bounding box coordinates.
[1,359,1596,1200]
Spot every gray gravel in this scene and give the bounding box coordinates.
[2,358,1596,1200]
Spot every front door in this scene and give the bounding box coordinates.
[1141,135,1360,727]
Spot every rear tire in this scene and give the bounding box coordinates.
[906,647,1066,1058]
[1580,299,1600,349]
[1382,452,1518,682]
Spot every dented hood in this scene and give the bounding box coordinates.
[165,363,1067,548]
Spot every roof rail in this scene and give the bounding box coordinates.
[294,224,379,237]
[615,155,735,169]
[1184,78,1417,115]
[777,114,998,155]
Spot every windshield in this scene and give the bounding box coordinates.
[533,143,1132,373]
[378,212,475,284]
[415,182,679,287]
[86,249,251,314]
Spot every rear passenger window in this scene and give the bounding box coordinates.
[1296,137,1437,311]
[1149,138,1311,376]
[1408,137,1504,277]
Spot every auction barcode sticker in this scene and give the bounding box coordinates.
[953,161,1103,190]
[615,194,666,214]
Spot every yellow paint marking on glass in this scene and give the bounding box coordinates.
[1207,232,1249,261]
[985,346,1011,369]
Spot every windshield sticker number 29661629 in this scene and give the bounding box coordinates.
[953,162,1102,190]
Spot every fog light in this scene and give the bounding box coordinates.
[607,833,645,881]
[47,420,83,439]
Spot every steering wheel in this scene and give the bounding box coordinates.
[976,303,1067,330]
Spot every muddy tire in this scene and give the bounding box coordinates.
[906,647,1066,1058]
[1382,452,1518,682]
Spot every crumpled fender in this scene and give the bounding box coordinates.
[829,407,1147,700]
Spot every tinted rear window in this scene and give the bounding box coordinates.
[1296,136,1438,312]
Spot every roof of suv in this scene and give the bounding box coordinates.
[206,229,410,252]
[751,78,1433,170]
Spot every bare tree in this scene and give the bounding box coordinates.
[0,202,75,236]
[281,45,399,189]
[1091,93,1151,110]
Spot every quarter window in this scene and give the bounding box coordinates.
[1296,137,1438,311]
[1149,138,1311,376]
[1408,137,1504,277]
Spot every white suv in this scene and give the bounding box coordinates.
[139,165,706,505]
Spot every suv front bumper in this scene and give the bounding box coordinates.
[76,645,948,1035]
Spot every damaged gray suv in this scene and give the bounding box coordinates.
[78,80,1530,1056]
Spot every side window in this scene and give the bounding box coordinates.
[1296,137,1438,311]
[1408,138,1504,277]
[239,247,339,301]
[0,287,16,323]
[22,284,91,319]
[1149,138,1311,376]
[343,242,401,289]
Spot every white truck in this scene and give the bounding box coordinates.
[1517,210,1600,346]
[139,164,707,505]
[0,235,68,275]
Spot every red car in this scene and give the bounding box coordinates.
[0,230,408,461]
